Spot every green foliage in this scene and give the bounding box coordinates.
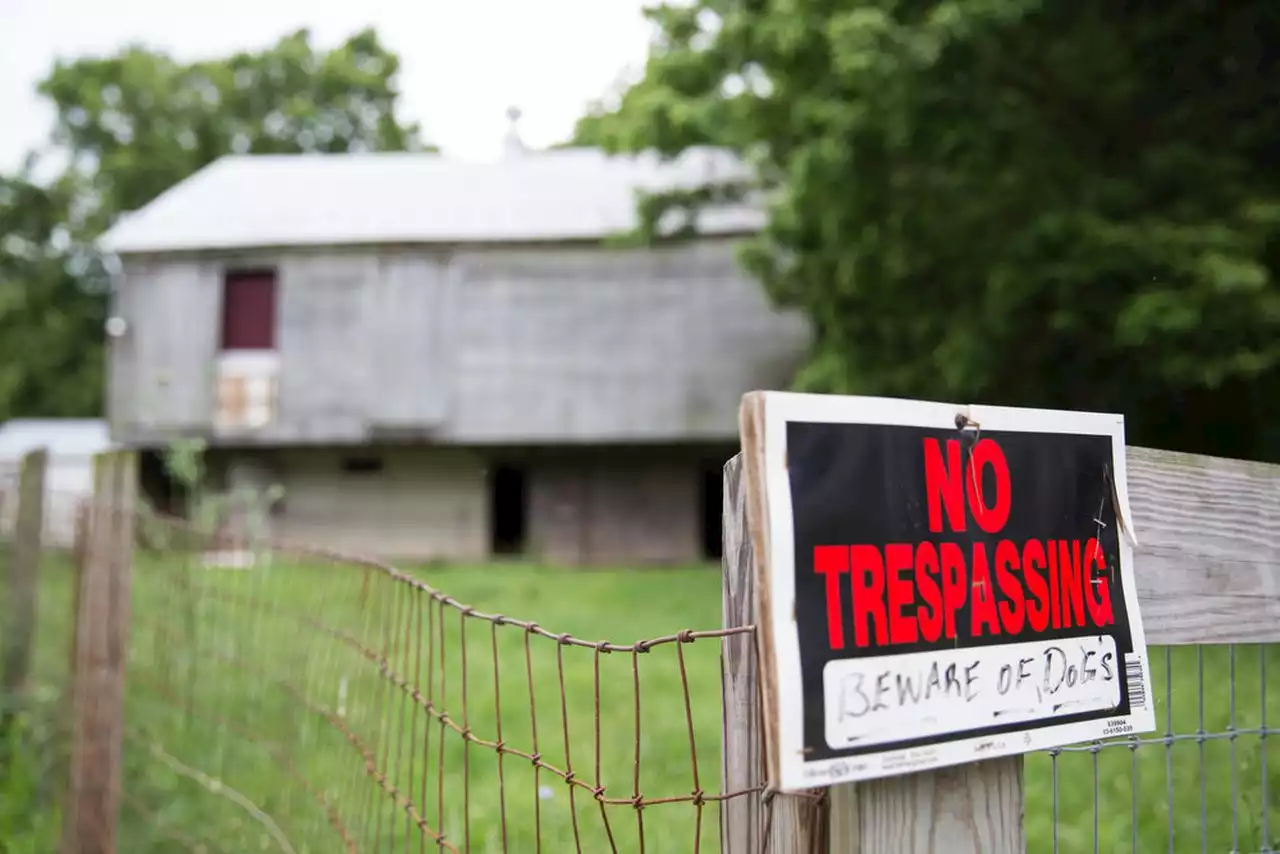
[38,27,429,218]
[0,700,64,854]
[0,28,425,424]
[160,436,208,496]
[0,545,65,854]
[575,0,1280,461]
[0,172,108,423]
[137,437,284,552]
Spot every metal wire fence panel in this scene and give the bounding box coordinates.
[1030,643,1278,854]
[105,508,756,854]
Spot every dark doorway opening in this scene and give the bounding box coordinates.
[489,464,528,556]
[139,449,185,517]
[700,461,724,561]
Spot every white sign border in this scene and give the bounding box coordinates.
[758,392,1157,791]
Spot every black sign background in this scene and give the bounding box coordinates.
[786,420,1136,762]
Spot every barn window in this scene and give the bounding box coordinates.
[220,269,278,351]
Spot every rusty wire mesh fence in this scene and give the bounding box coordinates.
[112,507,752,853]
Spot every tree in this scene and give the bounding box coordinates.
[574,1,1280,461]
[39,27,428,218]
[0,170,108,422]
[0,28,425,421]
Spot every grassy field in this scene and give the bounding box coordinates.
[5,550,1280,853]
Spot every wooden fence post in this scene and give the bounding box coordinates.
[61,451,137,854]
[2,448,49,715]
[66,499,92,723]
[825,759,1023,853]
[72,499,90,578]
[723,454,829,853]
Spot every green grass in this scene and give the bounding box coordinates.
[1,544,75,854]
[120,557,729,854]
[6,550,1280,853]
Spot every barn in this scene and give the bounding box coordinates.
[97,144,812,565]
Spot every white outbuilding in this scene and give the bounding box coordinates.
[0,419,115,547]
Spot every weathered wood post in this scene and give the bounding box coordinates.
[723,454,829,852]
[61,450,137,854]
[824,756,1022,852]
[66,500,92,713]
[72,498,90,577]
[1,448,49,716]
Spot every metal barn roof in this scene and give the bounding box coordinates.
[98,146,763,255]
[0,419,114,459]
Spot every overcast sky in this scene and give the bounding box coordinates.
[0,0,653,171]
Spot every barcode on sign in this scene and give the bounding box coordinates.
[1124,653,1147,710]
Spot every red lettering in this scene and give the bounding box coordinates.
[814,536,1114,649]
[924,439,966,533]
[1047,539,1060,629]
[884,544,918,645]
[814,545,850,650]
[995,539,1025,635]
[965,438,1012,534]
[939,543,968,639]
[970,543,1001,636]
[1085,537,1115,627]
[915,542,943,643]
[849,545,888,647]
[1022,539,1050,632]
[1059,540,1085,629]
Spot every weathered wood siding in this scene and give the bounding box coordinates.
[448,243,809,441]
[369,255,453,428]
[108,241,811,445]
[276,255,374,441]
[527,448,709,566]
[109,260,220,434]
